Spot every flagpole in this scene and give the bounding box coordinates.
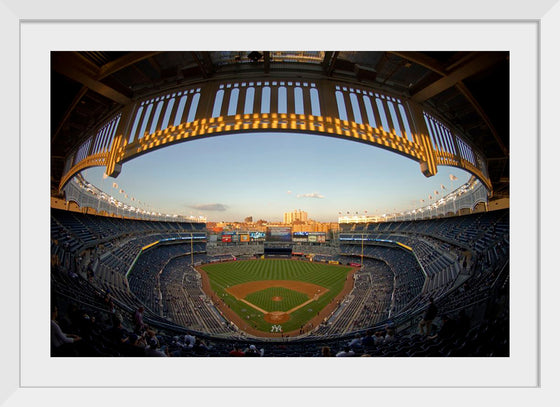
[361,232,364,269]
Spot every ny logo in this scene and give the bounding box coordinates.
[270,324,283,333]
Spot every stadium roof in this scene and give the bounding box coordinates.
[51,51,509,199]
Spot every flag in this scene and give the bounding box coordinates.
[112,182,118,188]
[429,195,433,200]
[434,190,439,195]
[420,199,425,203]
[449,174,458,181]
[119,189,124,194]
[103,173,108,179]
[441,184,446,190]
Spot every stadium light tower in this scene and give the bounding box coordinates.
[361,232,364,268]
[191,232,194,266]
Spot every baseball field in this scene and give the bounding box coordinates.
[197,259,355,335]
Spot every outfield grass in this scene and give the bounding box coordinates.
[199,259,352,333]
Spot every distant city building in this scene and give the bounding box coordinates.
[244,216,253,223]
[283,209,308,224]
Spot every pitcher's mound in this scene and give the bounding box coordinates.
[271,296,282,302]
[264,311,290,324]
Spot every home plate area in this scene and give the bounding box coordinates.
[225,280,329,324]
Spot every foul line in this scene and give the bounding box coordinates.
[235,290,330,316]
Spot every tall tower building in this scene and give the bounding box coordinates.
[283,209,308,224]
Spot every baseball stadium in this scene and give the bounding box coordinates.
[50,51,509,357]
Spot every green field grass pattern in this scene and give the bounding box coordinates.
[200,259,352,332]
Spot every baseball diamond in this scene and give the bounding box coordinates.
[197,259,356,336]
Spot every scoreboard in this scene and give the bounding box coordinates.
[291,231,327,243]
[308,232,326,243]
[266,227,293,242]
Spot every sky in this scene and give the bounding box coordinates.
[82,132,470,223]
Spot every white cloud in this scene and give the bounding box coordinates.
[188,203,229,211]
[296,192,325,199]
[287,190,292,194]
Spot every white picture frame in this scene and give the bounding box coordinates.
[4,0,558,405]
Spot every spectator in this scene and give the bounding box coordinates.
[244,344,264,357]
[122,333,147,356]
[321,346,332,357]
[183,334,196,348]
[336,346,355,357]
[109,314,132,351]
[134,306,146,333]
[361,330,375,348]
[145,337,167,357]
[373,331,385,344]
[384,327,396,342]
[429,315,457,341]
[229,344,245,357]
[348,333,362,349]
[103,290,115,314]
[193,338,211,355]
[419,297,437,336]
[51,305,81,356]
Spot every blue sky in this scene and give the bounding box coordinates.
[82,132,469,222]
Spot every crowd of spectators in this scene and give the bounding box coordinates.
[50,207,509,357]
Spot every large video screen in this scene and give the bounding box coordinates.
[250,231,265,240]
[266,227,293,242]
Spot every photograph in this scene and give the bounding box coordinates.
[50,50,510,358]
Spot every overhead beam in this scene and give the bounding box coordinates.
[388,51,446,76]
[191,51,209,78]
[97,51,161,79]
[52,52,131,105]
[263,51,270,73]
[325,51,339,76]
[322,51,333,70]
[52,52,160,141]
[456,81,509,156]
[390,51,508,157]
[411,52,506,102]
[52,85,88,142]
[381,59,407,85]
[201,52,215,76]
[147,56,162,76]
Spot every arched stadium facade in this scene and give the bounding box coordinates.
[51,51,509,357]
